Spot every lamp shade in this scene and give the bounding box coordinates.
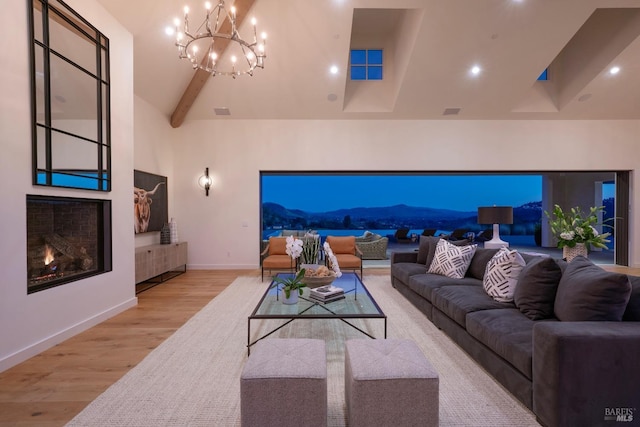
[477,206,513,224]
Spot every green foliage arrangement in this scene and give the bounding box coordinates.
[544,204,611,250]
[300,235,320,264]
[271,268,307,298]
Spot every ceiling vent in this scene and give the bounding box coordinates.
[214,107,231,116]
[443,108,461,116]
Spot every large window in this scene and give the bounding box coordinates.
[29,0,111,191]
[260,172,625,264]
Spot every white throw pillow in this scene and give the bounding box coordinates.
[428,239,478,279]
[483,248,526,302]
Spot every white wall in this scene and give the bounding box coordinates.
[170,119,639,269]
[133,95,178,247]
[0,0,135,372]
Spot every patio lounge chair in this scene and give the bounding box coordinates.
[421,228,437,237]
[393,228,412,243]
[442,228,471,242]
[475,229,493,243]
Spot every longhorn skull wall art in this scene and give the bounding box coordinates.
[133,170,168,234]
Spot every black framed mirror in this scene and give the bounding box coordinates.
[29,0,111,191]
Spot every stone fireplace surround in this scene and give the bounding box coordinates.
[26,195,112,294]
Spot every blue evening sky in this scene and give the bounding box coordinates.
[262,174,547,212]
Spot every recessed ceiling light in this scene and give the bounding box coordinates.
[609,66,621,75]
[470,65,481,76]
[329,65,339,75]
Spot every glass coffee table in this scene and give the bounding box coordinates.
[247,272,387,354]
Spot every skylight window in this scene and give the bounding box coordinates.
[537,68,549,81]
[350,49,383,80]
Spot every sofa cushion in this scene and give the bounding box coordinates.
[483,248,526,303]
[519,252,549,264]
[466,309,537,379]
[431,285,515,328]
[423,236,442,267]
[428,240,478,279]
[408,274,482,302]
[513,257,562,320]
[391,263,428,286]
[420,236,470,268]
[623,275,640,321]
[416,235,433,264]
[466,248,499,280]
[554,256,632,321]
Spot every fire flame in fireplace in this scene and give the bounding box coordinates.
[44,245,55,266]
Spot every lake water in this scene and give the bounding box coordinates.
[263,229,537,245]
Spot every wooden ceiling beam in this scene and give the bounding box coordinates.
[170,0,256,128]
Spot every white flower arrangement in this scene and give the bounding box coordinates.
[323,242,342,277]
[285,235,304,260]
[545,204,611,250]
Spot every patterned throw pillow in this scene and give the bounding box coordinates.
[428,239,477,279]
[483,248,526,302]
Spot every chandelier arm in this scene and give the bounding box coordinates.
[238,44,254,69]
[213,7,222,33]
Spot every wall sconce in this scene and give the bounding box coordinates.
[477,206,513,249]
[198,167,213,196]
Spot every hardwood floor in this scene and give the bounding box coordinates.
[0,268,389,426]
[0,264,636,426]
[0,270,247,426]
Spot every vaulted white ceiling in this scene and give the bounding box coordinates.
[96,0,640,123]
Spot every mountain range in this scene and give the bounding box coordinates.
[262,201,544,230]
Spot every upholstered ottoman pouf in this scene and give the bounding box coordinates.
[345,339,439,427]
[241,338,327,427]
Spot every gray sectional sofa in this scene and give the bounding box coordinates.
[390,236,640,427]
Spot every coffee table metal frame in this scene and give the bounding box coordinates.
[247,272,387,354]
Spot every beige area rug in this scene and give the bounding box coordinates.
[67,276,540,426]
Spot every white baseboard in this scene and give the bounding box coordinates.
[0,297,138,373]
[187,264,257,270]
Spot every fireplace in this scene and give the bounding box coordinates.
[27,195,112,294]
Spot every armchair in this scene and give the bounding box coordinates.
[355,233,389,260]
[325,235,363,277]
[260,236,295,281]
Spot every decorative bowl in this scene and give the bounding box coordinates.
[302,275,336,288]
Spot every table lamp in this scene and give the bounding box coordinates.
[477,206,513,249]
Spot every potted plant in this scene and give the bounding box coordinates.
[544,204,612,261]
[272,268,307,304]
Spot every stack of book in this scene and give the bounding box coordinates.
[309,285,345,304]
